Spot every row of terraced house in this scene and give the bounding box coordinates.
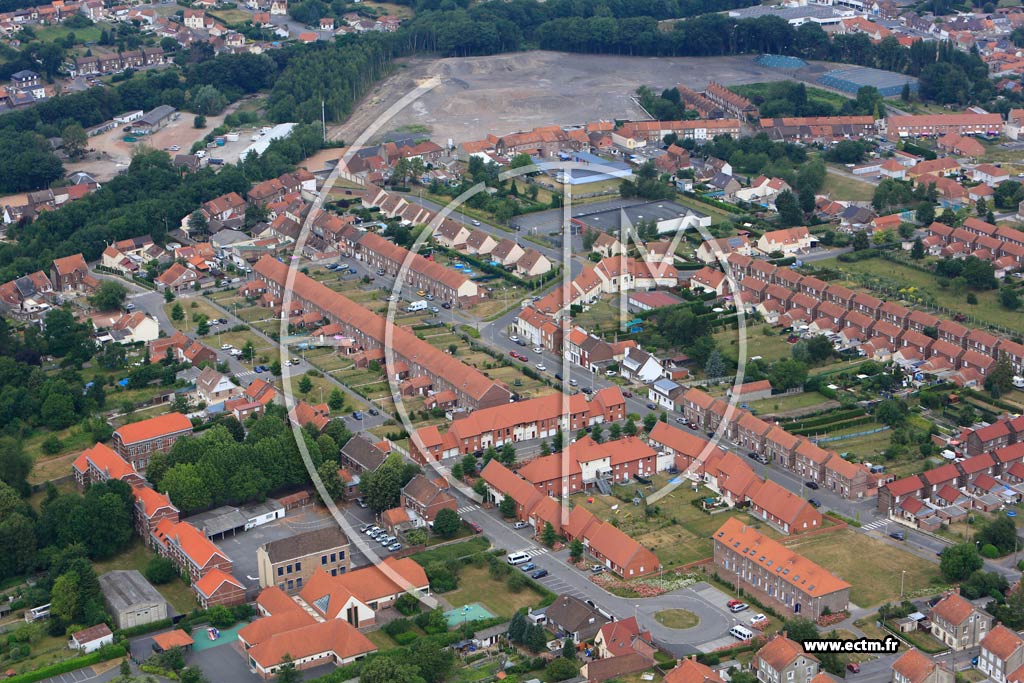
[726,252,1024,386]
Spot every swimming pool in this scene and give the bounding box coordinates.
[445,602,495,627]
[190,623,246,651]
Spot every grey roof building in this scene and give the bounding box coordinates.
[99,570,170,629]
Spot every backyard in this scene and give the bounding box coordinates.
[713,323,796,365]
[577,474,782,568]
[785,529,945,607]
[820,167,876,202]
[444,565,546,619]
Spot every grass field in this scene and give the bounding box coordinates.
[820,425,891,463]
[814,255,1024,334]
[821,168,876,202]
[786,529,943,607]
[445,566,545,618]
[714,323,794,364]
[209,8,253,24]
[654,609,700,629]
[34,23,104,44]
[747,391,828,416]
[674,194,738,225]
[92,540,198,614]
[410,537,490,566]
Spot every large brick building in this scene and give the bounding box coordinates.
[713,517,850,619]
[112,412,193,472]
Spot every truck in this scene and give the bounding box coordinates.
[407,300,428,312]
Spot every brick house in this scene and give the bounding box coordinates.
[112,412,193,472]
[151,519,232,583]
[194,568,246,608]
[401,474,457,524]
[929,592,992,651]
[979,624,1024,683]
[755,634,820,683]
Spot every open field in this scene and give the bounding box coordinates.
[731,83,850,114]
[445,566,545,618]
[821,167,876,202]
[786,530,943,607]
[329,52,808,146]
[208,8,253,23]
[813,255,1024,334]
[35,22,104,43]
[824,427,892,463]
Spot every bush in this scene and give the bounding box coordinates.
[206,605,235,629]
[383,618,413,636]
[5,645,126,683]
[981,544,1000,559]
[144,556,178,585]
[395,593,421,616]
[393,631,418,646]
[507,571,527,593]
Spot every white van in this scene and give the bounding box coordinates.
[729,625,754,641]
[407,300,428,313]
[507,552,531,566]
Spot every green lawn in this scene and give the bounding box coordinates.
[786,529,943,607]
[410,537,490,566]
[813,255,1024,335]
[821,167,877,202]
[747,391,829,416]
[825,427,892,463]
[654,609,700,629]
[92,540,198,614]
[714,323,795,364]
[34,23,104,44]
[730,83,852,116]
[445,565,545,618]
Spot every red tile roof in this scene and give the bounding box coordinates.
[73,443,137,481]
[247,619,376,672]
[193,568,243,599]
[114,412,192,445]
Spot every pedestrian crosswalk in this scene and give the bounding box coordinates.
[861,519,887,531]
[235,370,256,380]
[520,546,549,558]
[458,505,479,514]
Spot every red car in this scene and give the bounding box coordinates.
[468,521,483,533]
[622,390,633,398]
[847,664,860,674]
[509,350,518,358]
[727,599,744,608]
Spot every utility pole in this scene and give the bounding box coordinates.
[321,99,326,143]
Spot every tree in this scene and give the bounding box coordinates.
[546,657,579,682]
[499,494,516,518]
[360,656,425,683]
[775,190,803,228]
[62,124,88,160]
[145,556,178,584]
[623,418,638,437]
[0,437,32,496]
[298,376,313,394]
[875,399,909,427]
[242,340,255,362]
[541,521,557,547]
[986,355,1015,399]
[194,115,207,129]
[191,85,227,115]
[782,617,819,645]
[171,302,184,321]
[977,516,1018,555]
[50,570,83,624]
[591,422,604,444]
[705,350,726,380]
[432,508,461,538]
[361,453,407,512]
[911,237,925,260]
[325,387,346,409]
[1001,288,1021,311]
[768,359,808,391]
[570,538,584,563]
[940,543,983,581]
[160,463,212,513]
[643,412,658,433]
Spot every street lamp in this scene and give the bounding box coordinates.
[900,569,906,599]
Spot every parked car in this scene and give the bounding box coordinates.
[509,335,521,343]
[388,543,402,552]
[591,565,605,574]
[533,346,543,353]
[675,417,687,424]
[535,363,547,371]
[750,613,767,625]
[356,498,368,509]
[729,602,749,613]
[441,302,451,309]
[221,343,233,350]
[513,521,529,529]
[808,499,821,508]
[568,378,578,386]
[368,408,380,416]
[531,569,549,579]
[365,526,380,536]
[520,562,536,572]
[352,411,363,420]
[605,370,616,376]
[581,387,593,394]
[254,366,265,373]
[646,403,657,410]
[622,390,632,397]
[727,599,744,608]
[804,481,819,490]
[468,521,483,533]
[890,530,906,541]
[847,664,860,674]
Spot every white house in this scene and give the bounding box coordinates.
[620,347,663,384]
[69,624,113,654]
[757,226,813,256]
[648,378,683,410]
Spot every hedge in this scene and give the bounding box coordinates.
[5,645,126,683]
[788,415,876,436]
[115,617,174,640]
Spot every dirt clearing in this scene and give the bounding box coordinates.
[329,51,802,145]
